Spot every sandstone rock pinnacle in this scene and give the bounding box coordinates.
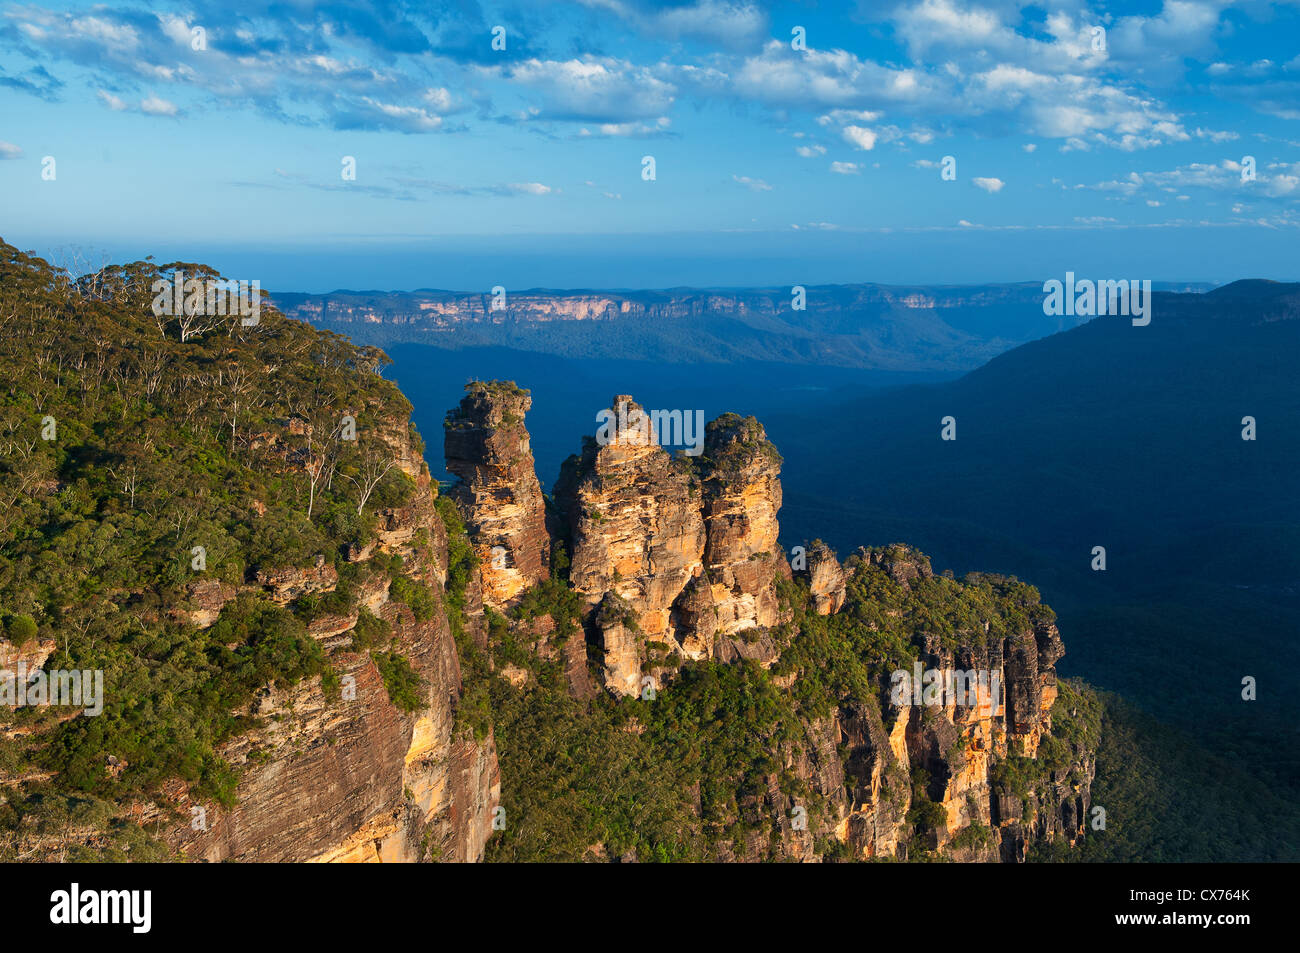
[444,381,550,609]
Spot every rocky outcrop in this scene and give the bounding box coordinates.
[444,382,550,609]
[546,398,799,695]
[418,383,1094,864]
[799,541,846,615]
[554,396,708,694]
[809,547,1091,861]
[0,636,55,674]
[696,414,788,650]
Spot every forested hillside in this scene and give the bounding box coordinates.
[0,239,501,860]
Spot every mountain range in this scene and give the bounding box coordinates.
[274,281,1212,373]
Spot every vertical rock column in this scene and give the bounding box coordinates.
[443,381,550,609]
[554,395,707,695]
[697,414,787,637]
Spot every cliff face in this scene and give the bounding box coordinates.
[554,396,708,695]
[543,397,795,695]
[697,415,787,642]
[443,382,550,609]
[799,541,847,615]
[159,418,499,863]
[828,548,1090,862]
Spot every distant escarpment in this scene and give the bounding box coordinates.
[442,381,1099,862]
[278,283,1074,372]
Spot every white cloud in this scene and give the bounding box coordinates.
[972,176,1004,193]
[140,94,178,116]
[830,161,859,174]
[842,125,878,150]
[577,117,671,137]
[796,144,826,157]
[1194,127,1238,142]
[0,141,22,159]
[1075,160,1300,202]
[348,97,442,131]
[502,57,675,124]
[726,41,937,111]
[732,174,772,191]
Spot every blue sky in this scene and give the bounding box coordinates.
[1,0,1298,290]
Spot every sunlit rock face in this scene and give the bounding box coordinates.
[554,396,707,695]
[550,400,794,696]
[443,381,550,609]
[696,414,788,645]
[800,540,847,616]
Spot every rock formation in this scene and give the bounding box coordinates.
[443,381,550,609]
[799,540,847,615]
[554,395,708,694]
[825,547,1089,861]
[696,414,788,643]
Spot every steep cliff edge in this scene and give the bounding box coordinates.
[0,242,496,862]
[156,423,499,863]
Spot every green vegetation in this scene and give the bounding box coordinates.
[373,650,423,713]
[483,548,1083,862]
[0,240,426,855]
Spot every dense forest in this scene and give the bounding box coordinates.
[0,239,421,857]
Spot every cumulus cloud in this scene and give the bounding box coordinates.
[972,176,1004,193]
[732,174,772,191]
[1075,160,1300,202]
[577,117,672,138]
[139,94,178,116]
[3,7,464,134]
[830,161,860,174]
[0,0,1283,159]
[0,141,23,159]
[497,57,675,124]
[842,126,878,151]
